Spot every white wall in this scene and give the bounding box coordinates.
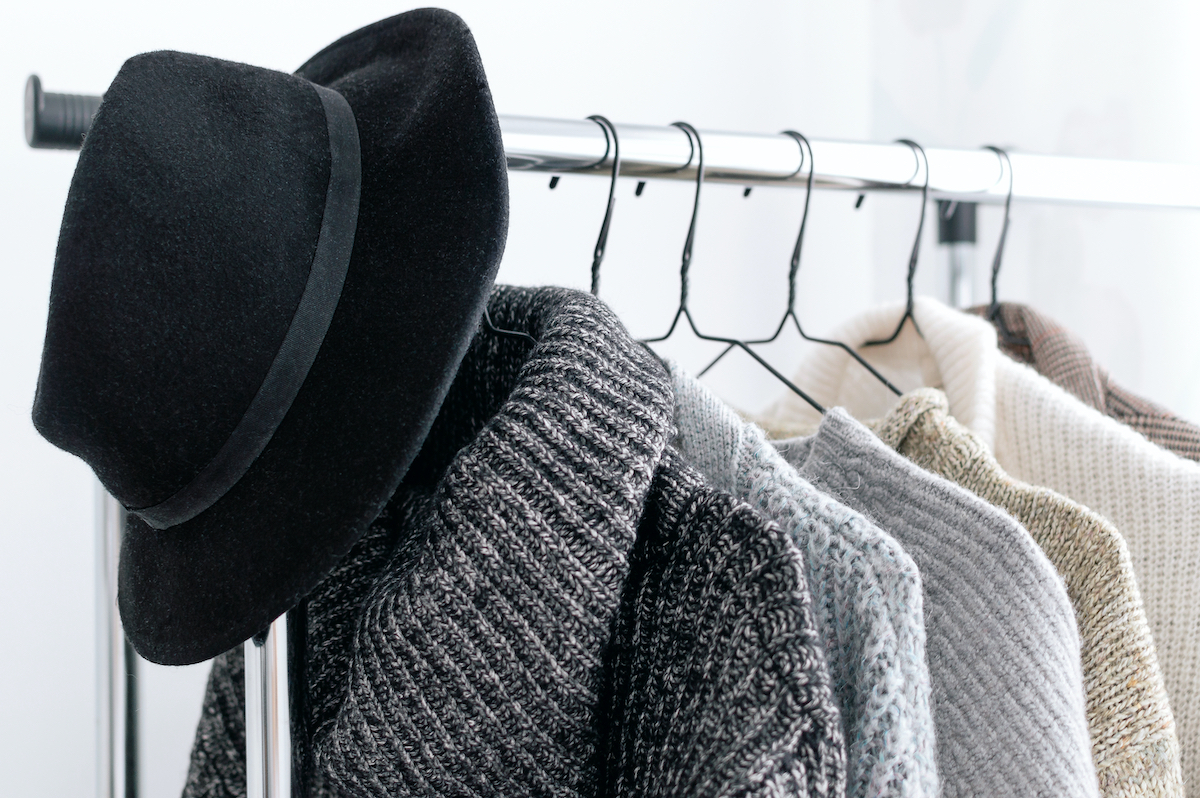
[1,2,1196,796]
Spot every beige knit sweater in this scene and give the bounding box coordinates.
[872,388,1182,798]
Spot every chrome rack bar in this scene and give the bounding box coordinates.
[501,114,1200,209]
[26,76,1200,210]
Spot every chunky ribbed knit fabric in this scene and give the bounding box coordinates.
[775,409,1100,798]
[183,285,846,798]
[666,362,936,798]
[972,302,1200,463]
[874,388,1182,798]
[755,295,1200,796]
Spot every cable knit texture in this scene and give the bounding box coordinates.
[667,361,936,798]
[182,284,846,798]
[993,354,1200,798]
[972,302,1200,464]
[756,295,1200,797]
[874,388,1182,798]
[775,409,1099,798]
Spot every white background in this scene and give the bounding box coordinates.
[2,2,1198,796]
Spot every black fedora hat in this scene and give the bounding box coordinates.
[32,9,508,665]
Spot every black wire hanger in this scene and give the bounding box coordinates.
[641,122,824,414]
[864,139,931,347]
[982,145,1031,347]
[483,115,624,344]
[697,131,902,395]
[586,115,621,297]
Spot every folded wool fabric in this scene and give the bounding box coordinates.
[874,388,1182,798]
[184,284,847,798]
[775,408,1100,798]
[184,502,410,798]
[666,361,936,798]
[971,302,1200,464]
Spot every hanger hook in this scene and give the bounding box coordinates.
[981,145,1029,346]
[898,139,930,316]
[673,121,704,312]
[781,130,814,315]
[640,122,825,414]
[639,121,704,345]
[587,115,621,296]
[864,138,930,347]
[983,145,1013,313]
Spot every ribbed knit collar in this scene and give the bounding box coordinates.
[757,297,998,448]
[872,387,953,451]
[314,285,679,796]
[402,284,675,497]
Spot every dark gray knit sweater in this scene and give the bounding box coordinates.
[182,285,845,798]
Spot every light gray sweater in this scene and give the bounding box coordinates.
[776,408,1099,798]
[669,363,937,798]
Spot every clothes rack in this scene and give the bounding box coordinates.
[24,74,1200,798]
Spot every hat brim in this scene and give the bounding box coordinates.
[119,9,508,666]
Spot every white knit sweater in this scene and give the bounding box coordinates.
[757,296,1200,797]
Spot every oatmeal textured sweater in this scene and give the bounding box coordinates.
[667,361,936,798]
[775,409,1099,798]
[183,285,846,798]
[758,296,1200,796]
[875,388,1182,798]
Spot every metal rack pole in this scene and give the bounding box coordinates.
[244,617,292,798]
[97,486,136,798]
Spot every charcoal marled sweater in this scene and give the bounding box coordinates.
[183,285,845,798]
[776,409,1099,798]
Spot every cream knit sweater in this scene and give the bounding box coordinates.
[875,388,1182,798]
[757,297,1200,797]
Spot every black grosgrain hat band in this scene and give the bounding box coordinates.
[132,82,361,530]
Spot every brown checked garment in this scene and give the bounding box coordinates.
[971,303,1200,463]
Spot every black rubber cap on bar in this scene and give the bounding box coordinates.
[25,75,102,150]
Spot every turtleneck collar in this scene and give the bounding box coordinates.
[757,296,999,449]
[405,284,676,497]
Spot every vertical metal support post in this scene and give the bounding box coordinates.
[938,200,978,309]
[97,485,137,798]
[245,615,292,798]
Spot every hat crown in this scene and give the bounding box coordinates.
[34,51,333,510]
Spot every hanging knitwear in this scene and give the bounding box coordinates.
[775,409,1099,798]
[667,361,936,798]
[992,354,1200,798]
[745,295,1200,795]
[972,302,1200,463]
[874,388,1182,798]
[183,285,846,798]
